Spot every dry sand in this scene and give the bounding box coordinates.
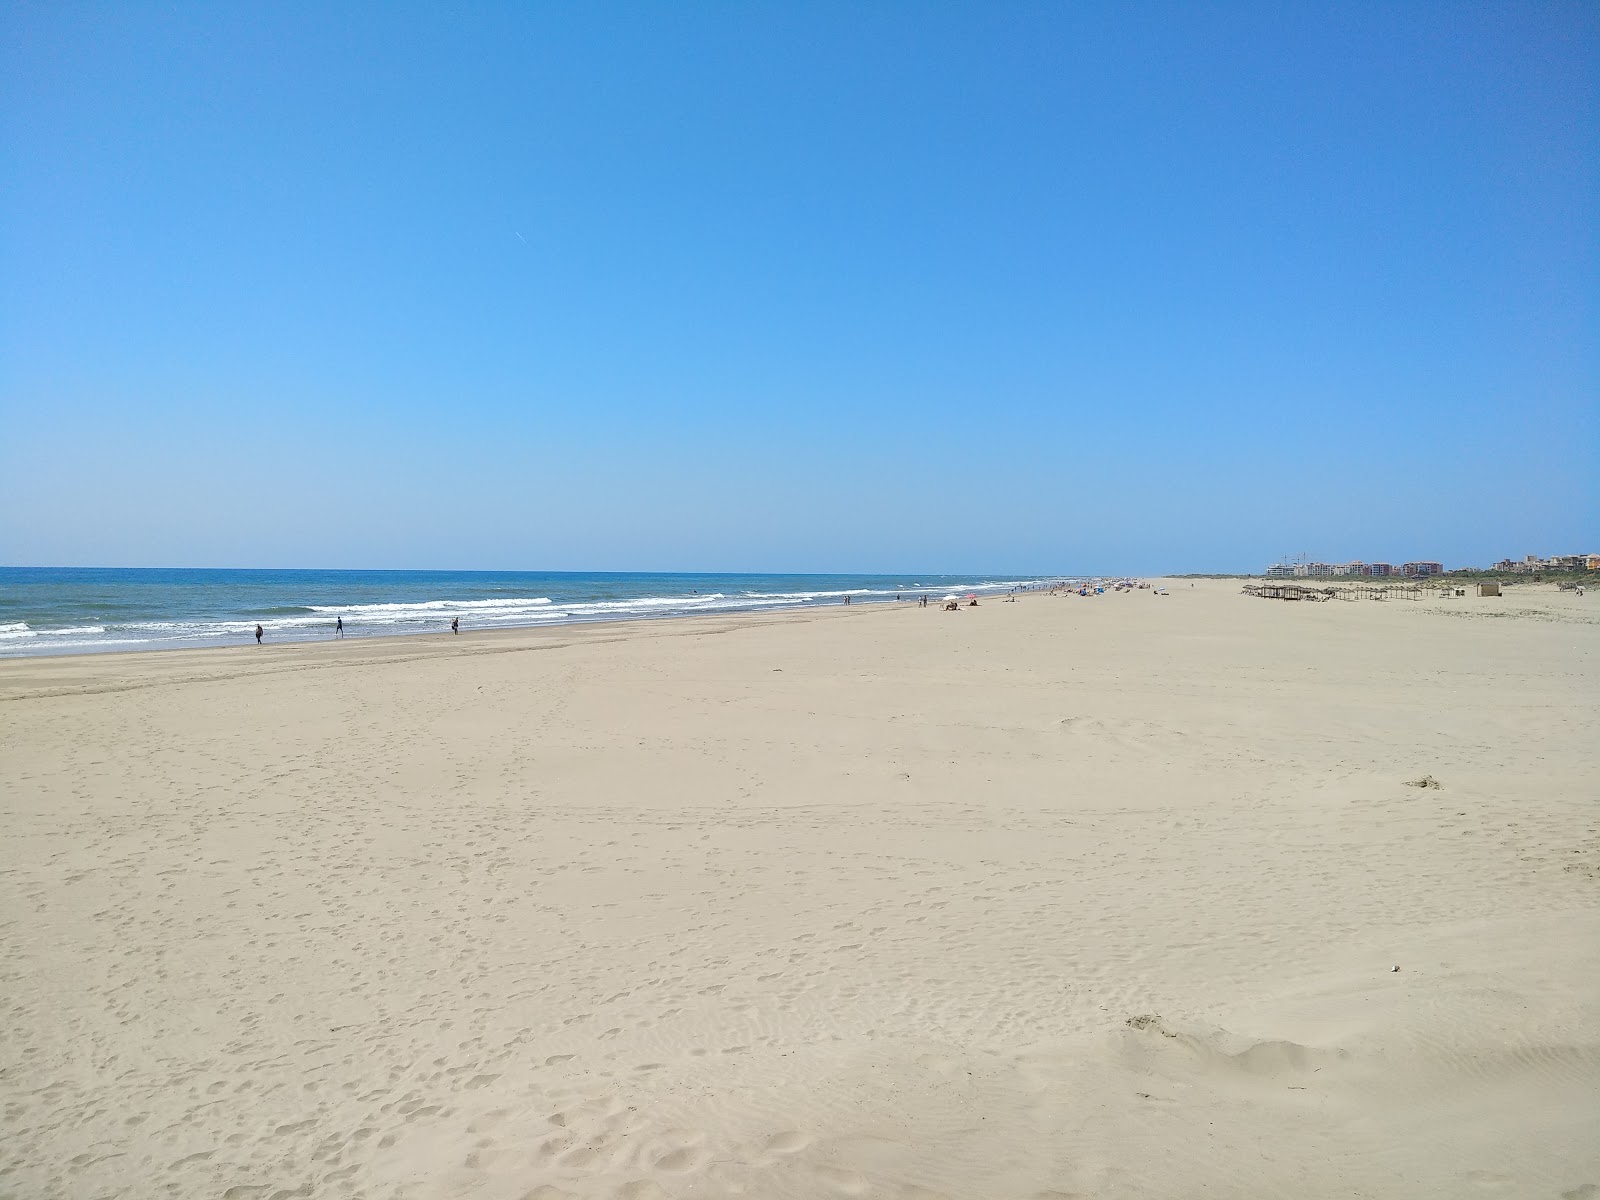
[2,580,1597,1200]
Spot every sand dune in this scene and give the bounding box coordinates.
[2,581,1596,1198]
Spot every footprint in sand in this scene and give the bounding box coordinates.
[816,1166,871,1196]
[654,1145,708,1171]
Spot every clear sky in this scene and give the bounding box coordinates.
[2,2,1595,573]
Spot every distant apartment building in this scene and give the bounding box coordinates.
[1495,553,1597,572]
[1280,552,1594,578]
[1266,559,1417,578]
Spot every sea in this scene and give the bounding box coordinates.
[0,568,1054,658]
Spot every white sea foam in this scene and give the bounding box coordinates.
[306,597,553,615]
[0,624,108,640]
[24,638,148,651]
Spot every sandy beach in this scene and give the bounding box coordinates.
[2,580,1596,1200]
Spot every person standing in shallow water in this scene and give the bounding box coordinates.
[254,624,263,644]
[451,616,459,635]
[335,616,343,638]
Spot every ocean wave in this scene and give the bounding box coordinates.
[306,597,553,615]
[19,637,147,650]
[0,624,108,639]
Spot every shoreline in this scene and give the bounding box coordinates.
[4,578,1592,702]
[0,594,910,701]
[0,569,1058,662]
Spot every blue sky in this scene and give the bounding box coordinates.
[2,2,1595,573]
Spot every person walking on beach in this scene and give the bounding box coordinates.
[335,616,344,638]
[451,616,459,635]
[254,624,264,645]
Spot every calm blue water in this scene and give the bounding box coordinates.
[0,568,1054,657]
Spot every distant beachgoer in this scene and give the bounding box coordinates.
[254,624,264,644]
[336,616,344,638]
[844,594,851,605]
[451,616,460,635]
